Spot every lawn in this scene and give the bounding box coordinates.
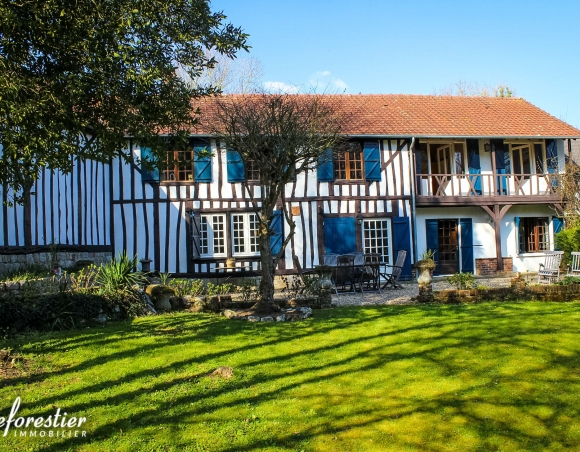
[2,302,580,451]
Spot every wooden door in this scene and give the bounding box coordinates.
[438,219,459,274]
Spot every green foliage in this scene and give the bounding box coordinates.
[67,264,100,293]
[169,279,204,297]
[96,252,145,294]
[159,272,171,285]
[419,249,436,262]
[555,226,580,265]
[446,272,476,290]
[0,0,248,195]
[558,276,580,286]
[236,278,260,302]
[206,282,233,297]
[0,264,52,282]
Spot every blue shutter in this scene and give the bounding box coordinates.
[514,217,521,254]
[364,141,381,181]
[460,218,474,273]
[141,147,160,183]
[270,210,284,255]
[467,139,482,195]
[317,148,334,182]
[493,140,508,195]
[227,149,245,182]
[193,141,212,182]
[426,219,439,276]
[392,217,412,278]
[323,217,356,254]
[553,216,563,250]
[546,140,558,173]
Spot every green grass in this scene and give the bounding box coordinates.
[2,302,580,451]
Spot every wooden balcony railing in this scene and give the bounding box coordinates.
[416,173,560,198]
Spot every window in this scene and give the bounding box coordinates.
[426,141,466,175]
[508,141,546,176]
[162,150,194,181]
[246,159,260,182]
[200,214,226,256]
[232,213,260,256]
[363,219,391,264]
[335,143,364,180]
[519,217,549,253]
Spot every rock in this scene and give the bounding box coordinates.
[275,314,286,322]
[247,316,260,322]
[169,296,186,311]
[208,366,234,379]
[260,316,274,322]
[299,307,313,315]
[223,309,239,319]
[5,281,20,291]
[95,314,107,323]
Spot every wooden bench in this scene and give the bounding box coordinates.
[538,251,564,284]
[567,252,580,277]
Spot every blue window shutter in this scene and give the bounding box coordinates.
[227,149,245,182]
[270,210,284,255]
[467,139,482,195]
[426,219,439,276]
[193,141,212,182]
[514,217,521,254]
[317,148,334,182]
[459,218,474,273]
[493,139,508,195]
[364,141,381,181]
[323,217,356,254]
[553,216,563,250]
[141,147,160,183]
[546,139,558,173]
[392,217,412,278]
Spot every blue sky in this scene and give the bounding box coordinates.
[212,0,580,129]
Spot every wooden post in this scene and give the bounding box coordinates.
[494,204,503,271]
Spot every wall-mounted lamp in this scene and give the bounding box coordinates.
[357,214,363,225]
[484,143,491,153]
[187,210,195,220]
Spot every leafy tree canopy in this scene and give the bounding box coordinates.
[0,0,248,195]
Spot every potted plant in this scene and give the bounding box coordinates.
[415,249,437,286]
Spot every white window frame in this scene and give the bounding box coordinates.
[200,214,227,257]
[362,218,392,264]
[505,140,546,176]
[423,139,467,176]
[231,213,260,257]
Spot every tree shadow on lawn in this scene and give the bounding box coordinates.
[2,302,580,451]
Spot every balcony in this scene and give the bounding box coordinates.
[415,173,561,206]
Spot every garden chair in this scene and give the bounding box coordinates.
[321,253,338,267]
[357,253,381,293]
[334,254,356,294]
[537,251,564,284]
[567,252,580,277]
[381,250,407,290]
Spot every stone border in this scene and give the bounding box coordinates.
[222,307,313,322]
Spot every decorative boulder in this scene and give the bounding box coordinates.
[145,284,175,311]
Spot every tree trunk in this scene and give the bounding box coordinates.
[252,216,276,313]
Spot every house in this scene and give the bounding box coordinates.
[1,95,579,278]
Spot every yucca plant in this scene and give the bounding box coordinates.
[97,252,146,295]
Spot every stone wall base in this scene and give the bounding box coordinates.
[0,251,111,275]
[475,257,513,276]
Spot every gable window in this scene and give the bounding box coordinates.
[162,150,194,181]
[519,217,549,253]
[232,213,260,256]
[335,143,364,180]
[200,214,226,257]
[246,159,260,182]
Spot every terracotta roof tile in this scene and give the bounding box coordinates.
[192,94,580,138]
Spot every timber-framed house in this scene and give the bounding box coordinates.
[2,95,579,278]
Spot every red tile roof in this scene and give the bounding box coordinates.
[192,94,580,138]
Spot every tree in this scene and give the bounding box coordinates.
[210,93,344,311]
[0,0,248,198]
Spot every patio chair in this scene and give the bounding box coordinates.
[358,253,381,293]
[334,254,356,294]
[567,252,580,277]
[321,253,338,267]
[537,251,564,284]
[381,250,407,290]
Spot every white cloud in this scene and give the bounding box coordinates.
[307,71,348,93]
[263,81,300,94]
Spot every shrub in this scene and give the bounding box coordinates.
[169,278,204,297]
[446,272,476,290]
[236,278,260,302]
[0,264,52,282]
[555,226,580,265]
[558,276,580,285]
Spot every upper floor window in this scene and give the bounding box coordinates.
[335,143,364,180]
[162,150,194,181]
[506,141,545,176]
[246,159,260,182]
